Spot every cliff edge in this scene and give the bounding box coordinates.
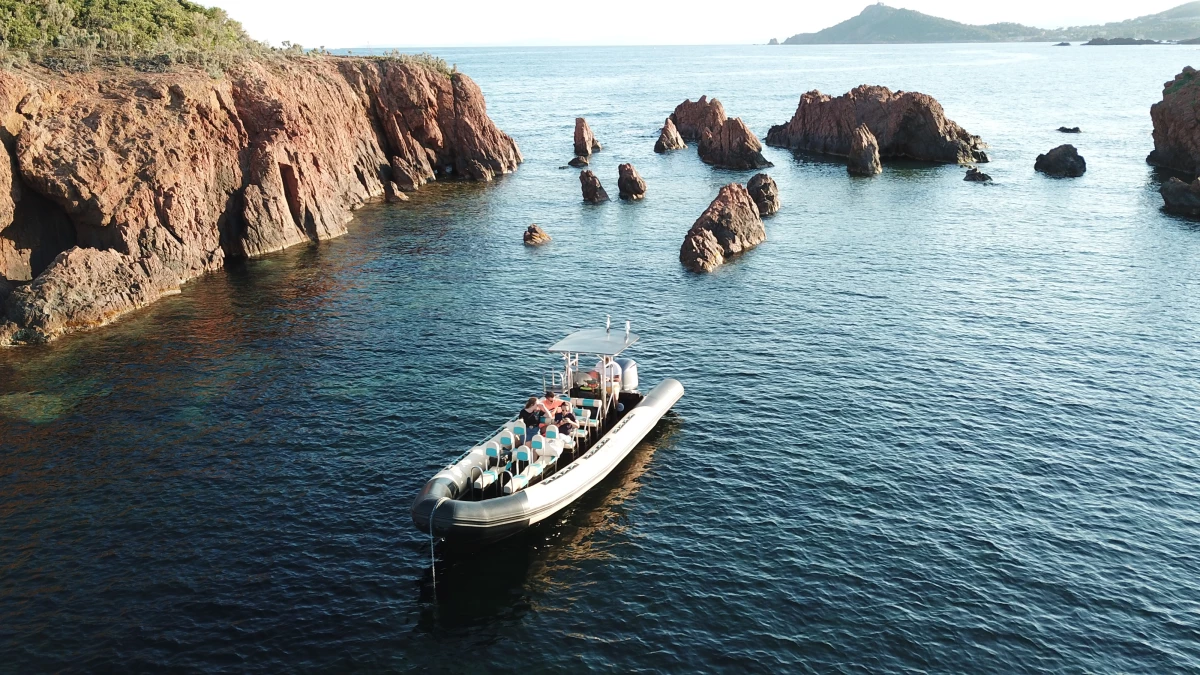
[0,56,521,344]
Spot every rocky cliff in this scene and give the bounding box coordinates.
[1148,66,1200,176]
[0,56,521,344]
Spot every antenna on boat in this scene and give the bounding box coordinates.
[625,320,631,341]
[606,314,611,334]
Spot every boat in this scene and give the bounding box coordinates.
[411,320,684,549]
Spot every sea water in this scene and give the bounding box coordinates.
[2,44,1199,671]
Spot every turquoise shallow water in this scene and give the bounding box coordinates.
[2,44,1200,672]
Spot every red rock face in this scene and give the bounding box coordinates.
[0,57,521,345]
[670,96,727,141]
[679,183,765,273]
[617,163,647,201]
[580,170,609,203]
[1148,67,1200,175]
[654,118,686,153]
[847,124,882,176]
[765,85,987,164]
[698,118,772,170]
[574,117,601,157]
[523,223,551,246]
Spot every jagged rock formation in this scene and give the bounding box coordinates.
[765,85,988,164]
[669,96,727,141]
[847,124,882,176]
[655,118,686,153]
[617,163,647,200]
[1035,145,1086,177]
[0,57,521,344]
[746,174,780,215]
[574,117,601,157]
[1160,177,1200,215]
[698,118,772,170]
[523,223,551,246]
[679,183,765,273]
[580,170,609,203]
[1148,67,1200,175]
[964,167,992,182]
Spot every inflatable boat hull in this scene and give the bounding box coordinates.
[412,378,684,548]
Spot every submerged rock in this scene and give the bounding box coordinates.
[1058,126,1082,133]
[568,155,589,168]
[1035,144,1086,177]
[679,183,765,273]
[655,118,687,153]
[698,118,772,170]
[385,181,409,202]
[964,167,992,182]
[746,173,780,215]
[847,124,882,176]
[1148,67,1200,174]
[1160,177,1200,216]
[670,96,727,141]
[574,117,602,157]
[618,163,647,200]
[523,223,552,246]
[766,85,988,164]
[580,170,609,203]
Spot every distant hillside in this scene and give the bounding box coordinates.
[782,2,1200,44]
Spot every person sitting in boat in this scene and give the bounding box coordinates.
[554,405,579,435]
[519,397,543,442]
[540,392,566,419]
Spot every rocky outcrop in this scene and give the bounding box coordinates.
[1148,67,1200,175]
[964,167,992,182]
[679,183,765,273]
[617,163,647,201]
[698,118,772,170]
[1035,144,1086,177]
[746,173,779,215]
[655,118,686,153]
[0,56,521,345]
[669,96,727,141]
[1159,177,1200,216]
[765,85,988,164]
[523,223,551,246]
[847,124,882,176]
[574,117,601,157]
[1058,126,1081,133]
[568,155,589,168]
[580,170,609,203]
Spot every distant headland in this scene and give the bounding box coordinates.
[780,2,1200,44]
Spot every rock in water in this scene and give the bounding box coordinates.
[670,96,728,141]
[580,170,609,203]
[1035,145,1086,177]
[766,85,988,164]
[1148,67,1200,174]
[385,181,409,202]
[1159,177,1200,216]
[568,155,589,167]
[655,118,687,153]
[679,183,765,273]
[964,167,993,182]
[847,124,882,176]
[768,38,779,45]
[618,163,647,200]
[698,118,772,170]
[574,117,602,157]
[746,174,780,215]
[1058,126,1082,133]
[523,224,552,246]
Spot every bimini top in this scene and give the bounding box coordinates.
[548,328,640,356]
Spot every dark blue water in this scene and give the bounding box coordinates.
[3,44,1200,672]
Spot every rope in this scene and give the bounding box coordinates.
[429,496,449,592]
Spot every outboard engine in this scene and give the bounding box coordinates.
[615,358,639,392]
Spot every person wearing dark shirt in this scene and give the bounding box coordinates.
[518,397,542,443]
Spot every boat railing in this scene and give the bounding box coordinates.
[443,414,520,471]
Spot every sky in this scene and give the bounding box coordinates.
[205,0,1190,48]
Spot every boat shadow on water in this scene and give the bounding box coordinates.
[414,414,683,630]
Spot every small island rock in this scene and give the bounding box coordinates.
[746,173,780,215]
[655,118,687,153]
[1035,144,1086,177]
[769,38,779,45]
[1160,177,1200,216]
[523,224,552,246]
[1148,67,1200,174]
[670,96,728,141]
[580,170,609,203]
[618,163,647,201]
[574,117,602,157]
[698,118,772,170]
[847,124,882,176]
[1058,126,1082,133]
[568,155,589,168]
[964,167,992,182]
[680,183,765,273]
